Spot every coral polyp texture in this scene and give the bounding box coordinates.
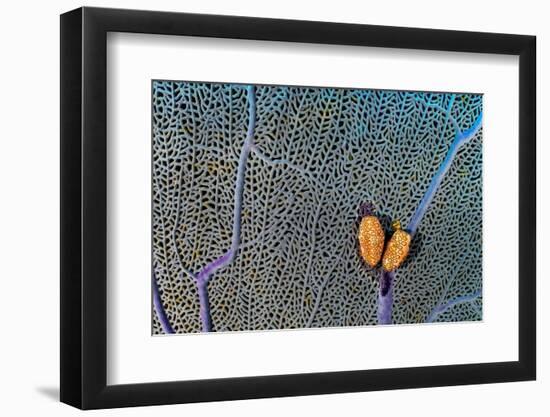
[151,80,483,334]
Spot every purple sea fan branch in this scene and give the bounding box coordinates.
[377,107,483,325]
[174,85,319,332]
[249,143,323,189]
[413,95,461,133]
[377,270,394,325]
[408,109,482,235]
[426,289,482,323]
[193,85,257,332]
[196,279,212,332]
[152,270,175,334]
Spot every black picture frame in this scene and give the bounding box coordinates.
[60,6,536,410]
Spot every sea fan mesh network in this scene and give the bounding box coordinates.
[152,81,483,334]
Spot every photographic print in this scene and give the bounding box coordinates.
[151,81,483,334]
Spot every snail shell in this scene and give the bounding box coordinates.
[358,215,385,268]
[382,221,411,272]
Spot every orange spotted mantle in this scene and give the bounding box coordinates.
[382,220,412,272]
[358,215,385,268]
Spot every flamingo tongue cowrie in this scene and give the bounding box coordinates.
[382,220,412,272]
[357,202,385,268]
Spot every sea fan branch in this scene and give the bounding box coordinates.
[377,105,483,325]
[249,143,322,189]
[190,86,327,331]
[152,270,175,334]
[377,270,395,324]
[191,85,257,331]
[408,106,482,235]
[426,290,482,323]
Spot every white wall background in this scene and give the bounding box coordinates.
[0,0,545,415]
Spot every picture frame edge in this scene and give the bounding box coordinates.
[60,6,537,410]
